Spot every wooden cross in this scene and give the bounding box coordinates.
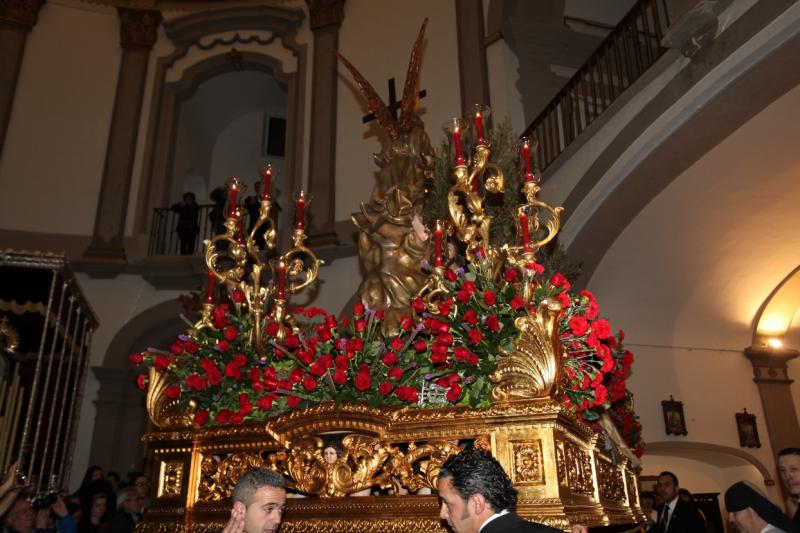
[362,77,427,124]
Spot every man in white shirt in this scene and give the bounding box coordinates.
[724,481,796,533]
[221,469,286,533]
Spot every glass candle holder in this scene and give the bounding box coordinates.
[515,137,539,183]
[442,117,470,167]
[469,104,492,146]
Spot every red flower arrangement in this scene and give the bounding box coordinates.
[130,257,642,452]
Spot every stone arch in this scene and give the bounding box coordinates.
[134,5,307,243]
[644,440,776,486]
[752,264,800,345]
[89,298,185,477]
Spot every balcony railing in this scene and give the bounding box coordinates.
[147,204,277,256]
[521,0,670,172]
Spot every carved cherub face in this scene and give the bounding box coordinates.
[323,446,339,464]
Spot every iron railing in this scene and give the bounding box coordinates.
[521,0,670,172]
[148,204,275,256]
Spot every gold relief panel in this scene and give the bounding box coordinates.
[596,459,625,502]
[555,442,568,487]
[198,452,264,502]
[509,440,544,485]
[157,461,184,498]
[280,518,446,533]
[626,471,639,506]
[564,442,594,496]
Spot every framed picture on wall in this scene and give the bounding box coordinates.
[661,395,687,435]
[735,409,761,448]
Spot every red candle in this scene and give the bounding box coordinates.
[262,165,272,201]
[277,260,286,300]
[434,221,443,267]
[228,181,239,217]
[474,112,486,146]
[205,271,214,303]
[519,211,532,252]
[521,140,534,182]
[453,127,465,166]
[295,193,306,229]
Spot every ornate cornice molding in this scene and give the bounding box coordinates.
[118,7,162,48]
[306,0,344,31]
[744,346,799,384]
[0,0,44,29]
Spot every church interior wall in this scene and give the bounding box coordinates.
[0,0,120,236]
[334,0,461,223]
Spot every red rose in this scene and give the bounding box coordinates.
[462,281,477,294]
[445,269,457,282]
[550,272,569,288]
[194,409,210,426]
[225,361,243,380]
[388,367,403,381]
[399,316,414,331]
[296,349,314,365]
[414,339,428,352]
[169,342,183,355]
[412,298,425,313]
[335,355,349,369]
[184,341,200,354]
[355,319,367,333]
[285,334,300,349]
[232,290,246,303]
[374,309,384,320]
[436,333,453,346]
[165,385,181,399]
[486,315,501,332]
[556,291,571,308]
[509,295,525,310]
[463,309,478,326]
[333,369,347,385]
[456,289,471,304]
[382,352,399,366]
[430,351,448,364]
[446,384,462,403]
[466,351,479,366]
[438,301,452,316]
[286,396,301,408]
[185,374,206,391]
[526,262,545,275]
[216,340,230,352]
[623,351,634,366]
[257,395,274,411]
[348,338,364,352]
[503,268,518,282]
[594,384,608,406]
[265,322,280,337]
[309,362,325,377]
[378,381,393,396]
[216,409,233,425]
[290,368,304,384]
[136,374,147,390]
[224,326,238,341]
[483,291,496,306]
[207,367,222,386]
[129,352,143,365]
[568,316,589,337]
[591,319,612,339]
[354,371,371,391]
[303,374,318,392]
[467,329,483,345]
[230,412,244,425]
[353,303,365,317]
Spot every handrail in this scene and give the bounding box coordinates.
[521,0,670,172]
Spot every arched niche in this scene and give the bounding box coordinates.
[135,5,307,248]
[752,264,800,347]
[89,298,185,476]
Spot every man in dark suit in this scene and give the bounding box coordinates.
[653,471,706,533]
[437,449,588,533]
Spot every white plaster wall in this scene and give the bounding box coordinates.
[485,39,526,134]
[586,81,800,490]
[0,0,119,235]
[68,273,182,490]
[335,0,460,222]
[298,256,361,316]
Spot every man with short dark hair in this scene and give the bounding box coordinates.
[725,481,796,533]
[222,469,286,533]
[654,471,705,533]
[437,449,587,533]
[778,448,800,528]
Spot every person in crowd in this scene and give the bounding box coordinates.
[77,494,108,533]
[209,187,227,237]
[221,469,286,533]
[108,489,141,533]
[103,474,118,497]
[3,498,33,533]
[171,192,200,255]
[653,471,706,533]
[779,448,800,528]
[4,495,76,533]
[0,461,25,519]
[436,448,588,533]
[129,475,149,513]
[640,491,658,531]
[724,481,797,533]
[679,488,708,525]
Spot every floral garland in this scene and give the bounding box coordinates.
[130,257,643,453]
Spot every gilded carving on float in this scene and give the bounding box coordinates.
[157,461,184,498]
[510,440,544,485]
